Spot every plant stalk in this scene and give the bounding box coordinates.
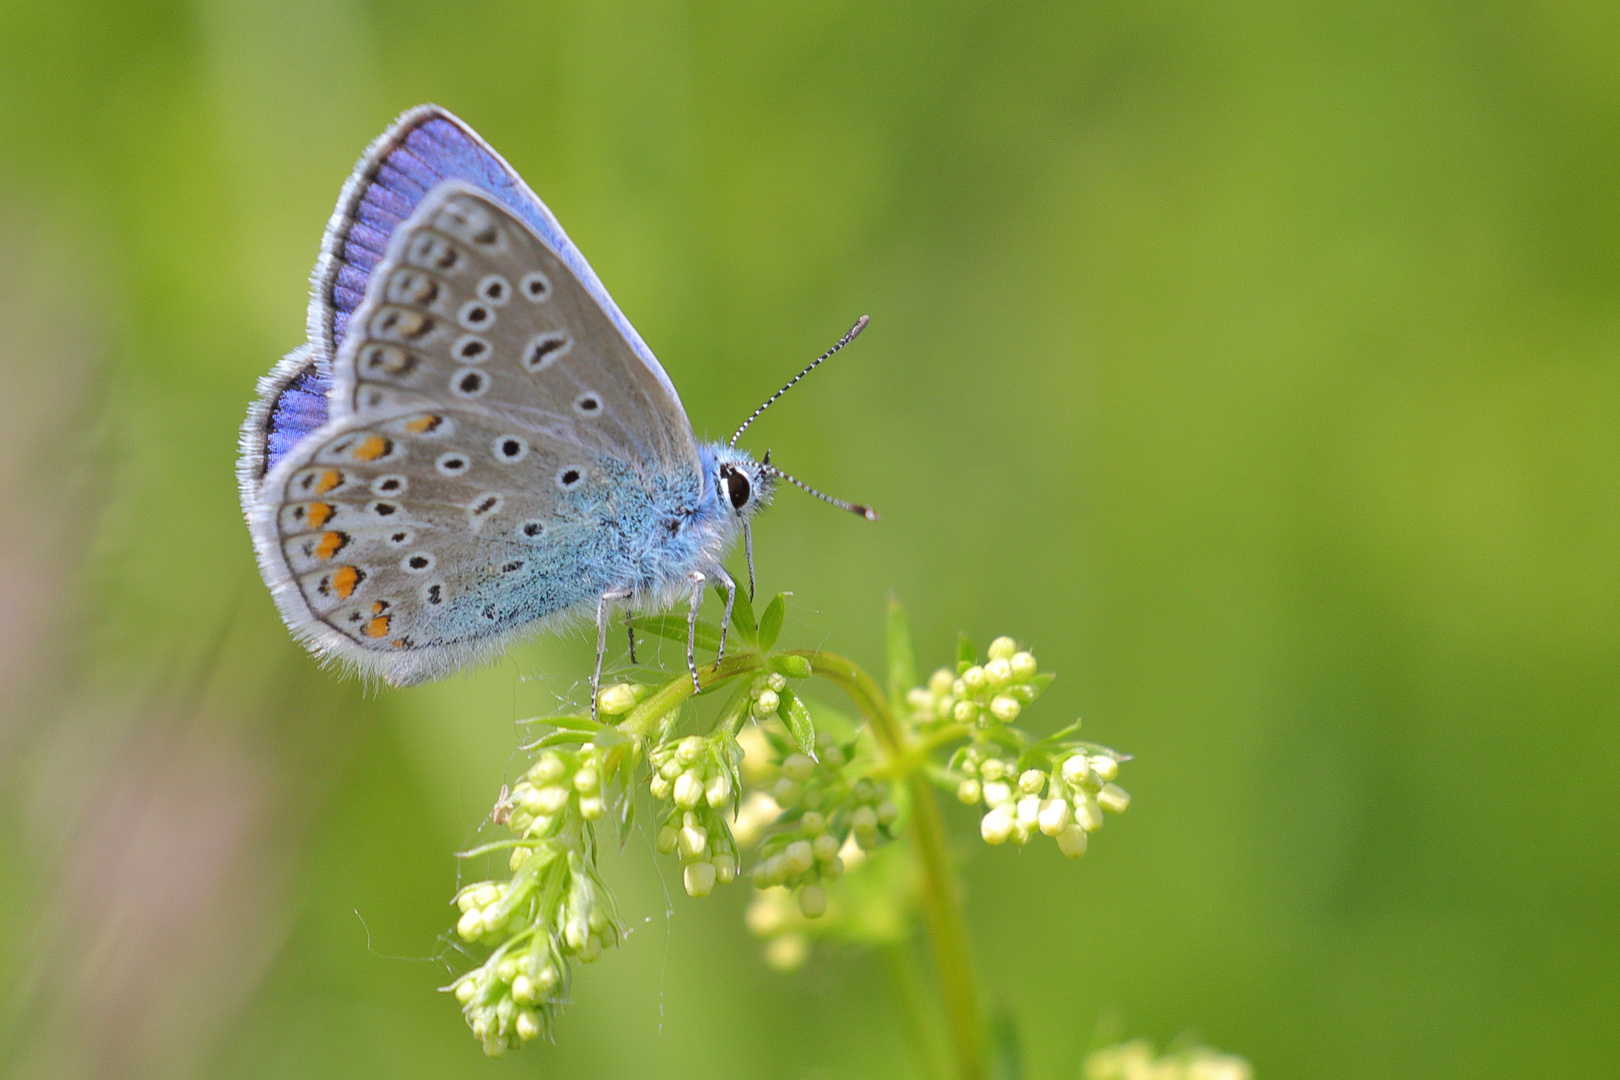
[795,650,987,1080]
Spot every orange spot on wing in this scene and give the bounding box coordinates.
[306,502,334,528]
[353,435,392,461]
[314,531,348,560]
[314,469,344,494]
[364,615,391,638]
[331,566,361,598]
[405,414,442,435]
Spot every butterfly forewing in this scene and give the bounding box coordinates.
[330,183,701,481]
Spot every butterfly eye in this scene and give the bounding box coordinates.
[725,468,751,510]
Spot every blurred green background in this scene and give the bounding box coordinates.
[2,1,1617,1077]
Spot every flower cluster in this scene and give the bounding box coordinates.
[908,635,1131,857]
[1083,1040,1252,1080]
[447,738,628,1056]
[954,744,1129,856]
[906,635,1045,727]
[649,730,743,898]
[748,724,895,917]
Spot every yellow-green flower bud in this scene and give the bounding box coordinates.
[1016,795,1041,826]
[511,974,535,1004]
[515,1009,542,1042]
[1038,797,1070,836]
[714,852,737,884]
[781,753,815,782]
[800,810,826,835]
[705,772,732,807]
[574,766,600,793]
[454,979,478,1004]
[990,695,1021,721]
[987,636,1017,661]
[906,687,933,710]
[953,699,979,722]
[1097,783,1131,814]
[1074,794,1104,831]
[1018,768,1046,794]
[649,773,673,800]
[961,665,987,692]
[509,847,531,871]
[673,770,704,809]
[656,825,678,854]
[678,823,708,860]
[1061,754,1092,787]
[457,910,484,940]
[578,795,605,819]
[1091,755,1119,781]
[676,735,705,763]
[980,806,1014,845]
[798,884,827,919]
[532,785,567,815]
[935,696,956,720]
[812,833,839,862]
[767,672,787,692]
[928,668,954,695]
[876,800,898,827]
[984,657,1012,687]
[683,860,716,898]
[851,805,879,833]
[1010,651,1037,680]
[752,688,780,717]
[957,778,982,804]
[772,778,802,807]
[596,682,639,715]
[529,754,567,783]
[1056,822,1088,858]
[980,758,1007,781]
[784,839,815,875]
[982,780,1013,806]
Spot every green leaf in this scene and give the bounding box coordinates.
[616,786,637,850]
[778,686,817,758]
[885,594,917,709]
[955,632,977,673]
[517,714,597,730]
[629,614,720,652]
[1029,671,1055,694]
[727,579,759,648]
[770,653,812,679]
[758,593,789,652]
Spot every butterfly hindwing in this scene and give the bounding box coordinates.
[252,404,647,685]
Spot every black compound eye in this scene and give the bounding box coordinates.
[725,468,751,510]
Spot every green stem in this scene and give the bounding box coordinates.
[879,942,952,1080]
[792,650,987,1080]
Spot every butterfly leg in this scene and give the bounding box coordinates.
[711,566,736,665]
[684,571,706,692]
[626,621,638,666]
[594,588,633,722]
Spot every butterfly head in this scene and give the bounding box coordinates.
[710,443,776,522]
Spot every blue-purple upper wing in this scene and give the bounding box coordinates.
[238,104,689,495]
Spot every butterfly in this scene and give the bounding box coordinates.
[237,105,875,712]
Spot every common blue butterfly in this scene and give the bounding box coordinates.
[237,105,874,709]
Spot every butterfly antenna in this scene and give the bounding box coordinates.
[762,459,879,522]
[729,315,869,448]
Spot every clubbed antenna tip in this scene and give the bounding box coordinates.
[730,316,870,448]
